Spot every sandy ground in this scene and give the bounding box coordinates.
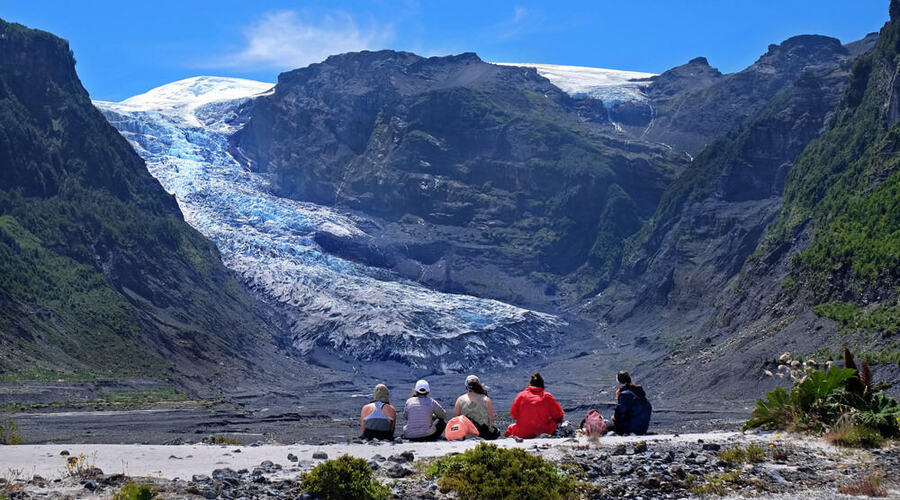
[0,432,751,480]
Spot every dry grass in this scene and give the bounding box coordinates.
[838,472,888,497]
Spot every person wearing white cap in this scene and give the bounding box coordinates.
[453,375,500,440]
[402,379,447,441]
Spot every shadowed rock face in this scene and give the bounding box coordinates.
[231,50,684,306]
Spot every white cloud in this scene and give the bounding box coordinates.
[209,10,393,71]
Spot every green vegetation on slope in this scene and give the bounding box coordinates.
[756,7,900,328]
[0,18,268,383]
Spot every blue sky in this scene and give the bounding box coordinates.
[2,1,890,101]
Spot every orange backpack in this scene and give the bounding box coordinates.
[445,415,480,440]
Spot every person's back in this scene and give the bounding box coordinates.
[456,393,491,426]
[402,379,447,440]
[360,384,396,440]
[505,373,564,439]
[454,375,499,440]
[612,372,652,435]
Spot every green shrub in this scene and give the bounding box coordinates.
[299,455,389,500]
[0,419,22,445]
[113,483,157,500]
[426,443,577,500]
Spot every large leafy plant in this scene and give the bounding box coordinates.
[745,350,900,441]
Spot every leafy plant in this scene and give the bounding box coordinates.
[299,455,389,500]
[113,483,157,500]
[426,443,577,500]
[747,350,900,445]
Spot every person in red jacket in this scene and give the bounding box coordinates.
[504,372,564,438]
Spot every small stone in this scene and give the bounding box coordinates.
[287,453,298,462]
[83,480,98,491]
[60,450,70,456]
[203,489,218,499]
[368,460,380,470]
[515,437,524,443]
[693,454,708,465]
[32,475,45,483]
[668,465,686,480]
[612,444,627,456]
[372,454,386,462]
[634,441,648,453]
[386,462,415,478]
[312,451,328,460]
[233,448,241,453]
[701,443,721,451]
[642,476,661,488]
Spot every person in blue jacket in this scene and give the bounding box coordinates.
[610,371,652,435]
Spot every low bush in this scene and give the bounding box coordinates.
[824,419,884,448]
[426,443,577,500]
[113,483,157,500]
[207,435,241,445]
[0,420,21,445]
[299,455,389,500]
[717,444,765,463]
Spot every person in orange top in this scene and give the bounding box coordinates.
[504,372,565,438]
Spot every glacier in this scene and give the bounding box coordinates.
[494,62,656,105]
[95,76,566,373]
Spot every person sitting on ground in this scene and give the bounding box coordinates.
[453,375,500,440]
[360,383,396,440]
[609,371,652,435]
[504,372,564,439]
[402,379,447,441]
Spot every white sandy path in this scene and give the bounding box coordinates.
[0,432,761,480]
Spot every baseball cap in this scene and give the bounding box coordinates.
[415,379,430,394]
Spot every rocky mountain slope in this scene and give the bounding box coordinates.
[96,76,568,372]
[611,35,856,155]
[230,51,686,307]
[0,19,309,392]
[589,1,900,403]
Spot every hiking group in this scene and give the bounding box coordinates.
[359,371,652,441]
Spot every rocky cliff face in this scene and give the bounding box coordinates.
[0,19,305,391]
[612,36,853,155]
[230,51,685,307]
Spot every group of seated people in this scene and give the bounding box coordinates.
[359,370,651,441]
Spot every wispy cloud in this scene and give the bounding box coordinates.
[207,10,393,71]
[498,5,533,40]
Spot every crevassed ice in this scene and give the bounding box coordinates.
[94,76,565,372]
[494,62,656,104]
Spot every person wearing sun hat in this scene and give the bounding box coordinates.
[453,374,500,440]
[360,383,396,440]
[402,379,447,441]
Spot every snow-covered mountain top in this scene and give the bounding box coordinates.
[494,62,656,103]
[95,76,273,128]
